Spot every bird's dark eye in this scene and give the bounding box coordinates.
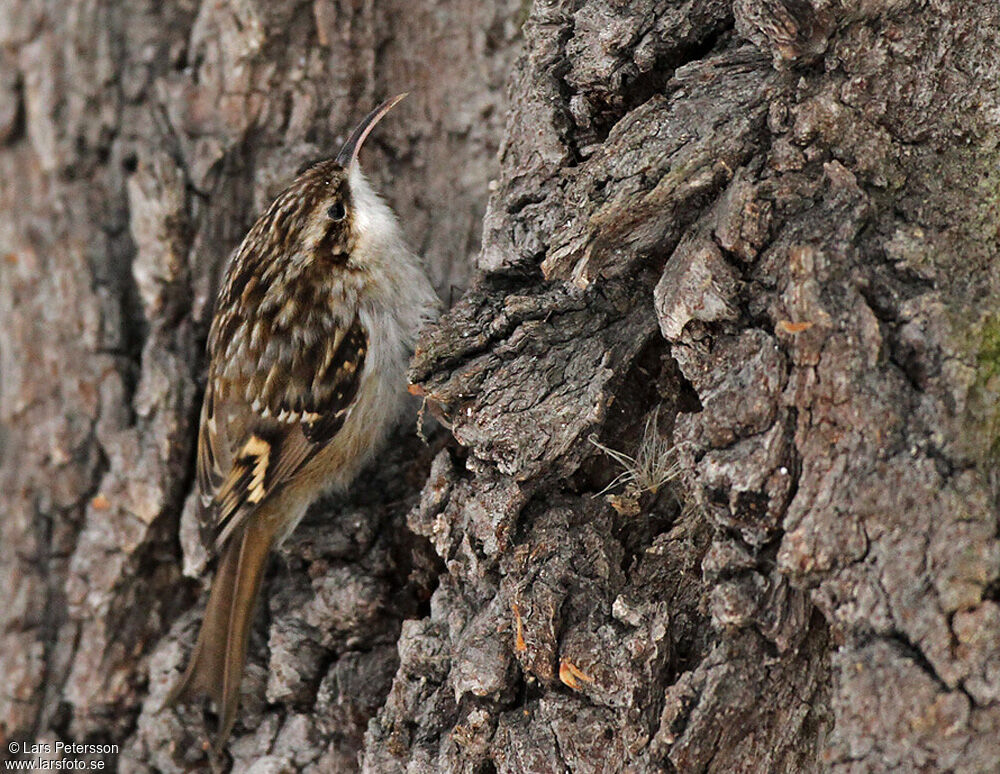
[327,202,347,221]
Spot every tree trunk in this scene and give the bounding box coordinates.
[2,0,999,771]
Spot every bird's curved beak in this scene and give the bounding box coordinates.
[335,93,409,168]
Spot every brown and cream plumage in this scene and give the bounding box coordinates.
[166,95,439,748]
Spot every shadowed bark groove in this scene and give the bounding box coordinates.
[2,0,999,772]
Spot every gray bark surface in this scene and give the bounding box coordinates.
[2,0,999,772]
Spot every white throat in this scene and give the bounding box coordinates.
[348,163,405,265]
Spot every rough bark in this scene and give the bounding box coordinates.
[2,0,999,772]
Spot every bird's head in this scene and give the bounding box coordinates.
[248,94,409,278]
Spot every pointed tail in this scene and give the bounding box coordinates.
[165,518,279,749]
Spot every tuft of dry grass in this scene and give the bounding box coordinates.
[589,408,683,498]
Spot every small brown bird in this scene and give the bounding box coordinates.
[166,94,438,747]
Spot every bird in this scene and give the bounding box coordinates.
[165,94,439,748]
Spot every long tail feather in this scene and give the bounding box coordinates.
[165,519,279,750]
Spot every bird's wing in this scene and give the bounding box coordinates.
[196,317,368,546]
